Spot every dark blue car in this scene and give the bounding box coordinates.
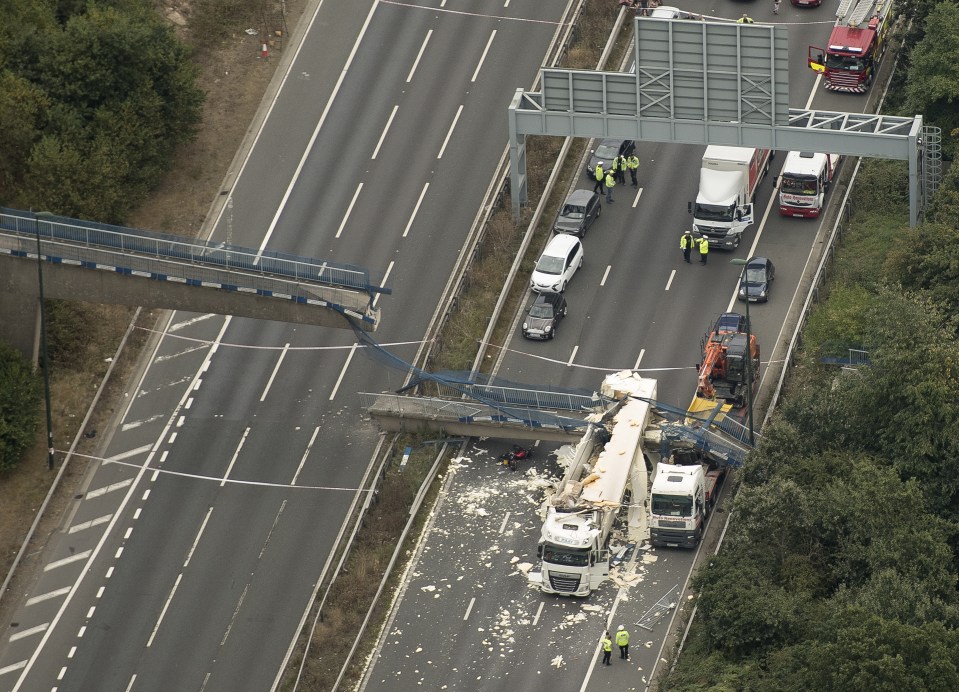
[738,256,776,303]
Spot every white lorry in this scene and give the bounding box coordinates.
[689,146,772,249]
[778,151,840,218]
[537,372,656,597]
[648,449,726,548]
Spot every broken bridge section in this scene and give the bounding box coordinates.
[0,208,388,360]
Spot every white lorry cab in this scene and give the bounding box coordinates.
[778,151,840,218]
[649,451,726,548]
[689,146,771,249]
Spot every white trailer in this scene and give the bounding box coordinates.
[689,146,771,249]
[537,372,656,597]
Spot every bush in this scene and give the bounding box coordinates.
[0,342,42,474]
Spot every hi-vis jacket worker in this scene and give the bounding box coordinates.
[680,232,694,263]
[604,170,616,203]
[593,163,605,195]
[616,625,630,659]
[627,154,639,187]
[737,13,754,23]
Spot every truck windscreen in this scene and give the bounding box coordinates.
[651,494,692,517]
[826,54,864,71]
[694,203,735,222]
[781,175,818,195]
[542,546,590,567]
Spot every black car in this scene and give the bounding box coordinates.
[585,139,636,178]
[738,256,776,302]
[715,312,750,334]
[523,293,567,340]
[553,189,601,238]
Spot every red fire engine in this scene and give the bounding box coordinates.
[808,0,895,94]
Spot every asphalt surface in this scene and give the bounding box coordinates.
[0,0,570,690]
[362,3,886,690]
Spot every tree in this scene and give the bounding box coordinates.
[903,2,959,157]
[0,70,48,200]
[4,2,203,220]
[885,223,959,322]
[0,342,42,474]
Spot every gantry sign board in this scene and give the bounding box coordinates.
[509,16,927,225]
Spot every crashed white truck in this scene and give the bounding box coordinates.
[536,372,656,597]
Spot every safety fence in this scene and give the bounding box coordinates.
[0,209,379,319]
[0,208,381,293]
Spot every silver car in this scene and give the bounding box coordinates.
[553,190,601,238]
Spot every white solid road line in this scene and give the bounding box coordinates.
[12,316,233,692]
[0,661,27,677]
[220,428,251,488]
[254,0,381,260]
[632,187,644,208]
[68,514,113,534]
[567,345,579,366]
[291,426,321,485]
[371,104,398,160]
[463,597,476,620]
[43,551,92,572]
[437,105,463,159]
[665,268,676,291]
[372,261,394,307]
[329,344,358,401]
[260,343,290,402]
[532,601,545,626]
[634,348,645,370]
[183,507,214,569]
[9,624,49,642]
[105,444,153,463]
[600,265,611,286]
[85,478,134,500]
[726,171,781,312]
[402,183,430,238]
[147,572,183,647]
[26,587,71,607]
[498,512,511,533]
[471,30,497,82]
[406,30,433,83]
[335,182,363,239]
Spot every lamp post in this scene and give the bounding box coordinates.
[35,212,56,470]
[729,258,754,446]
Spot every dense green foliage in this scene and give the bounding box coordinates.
[666,218,959,690]
[0,0,203,221]
[902,2,959,157]
[0,343,43,475]
[665,3,959,685]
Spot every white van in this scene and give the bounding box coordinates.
[530,234,584,293]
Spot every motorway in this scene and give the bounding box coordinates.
[362,3,884,691]
[0,0,572,690]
